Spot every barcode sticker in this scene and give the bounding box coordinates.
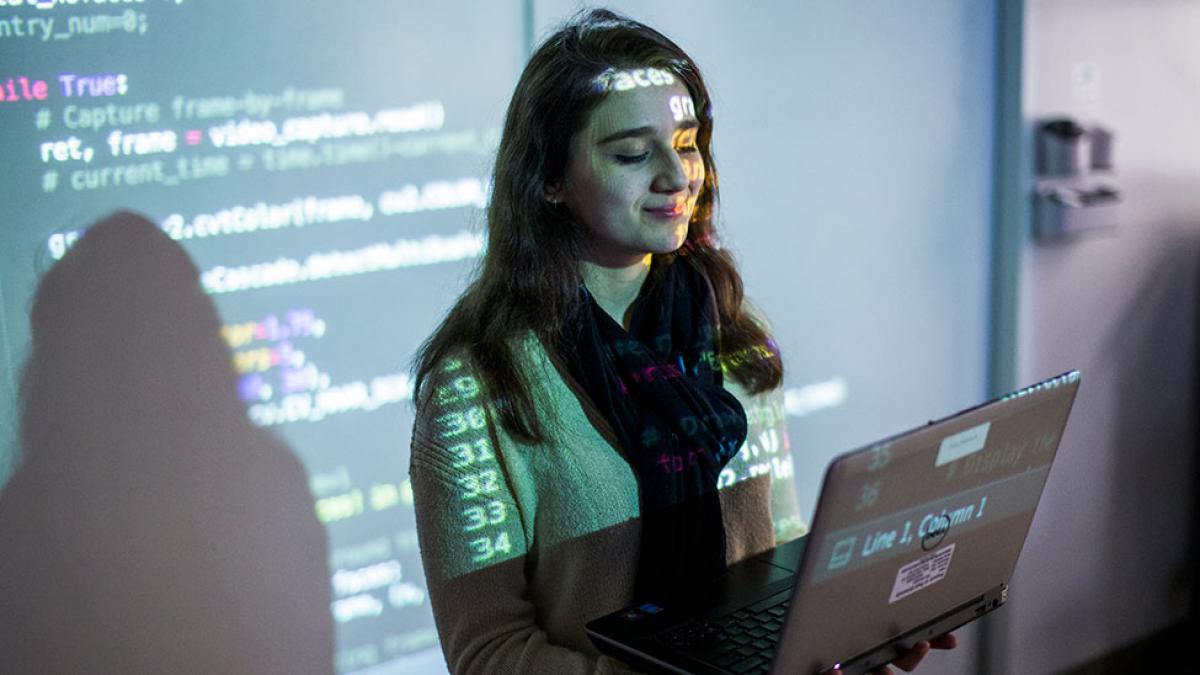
[889,544,955,604]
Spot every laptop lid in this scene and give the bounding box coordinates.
[772,370,1080,674]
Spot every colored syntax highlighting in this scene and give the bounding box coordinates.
[28,69,475,195]
[26,69,495,303]
[0,3,519,673]
[221,308,413,427]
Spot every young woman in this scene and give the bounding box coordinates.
[410,10,949,674]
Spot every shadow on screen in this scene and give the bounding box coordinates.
[0,212,334,673]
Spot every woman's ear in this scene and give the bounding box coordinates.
[544,181,564,204]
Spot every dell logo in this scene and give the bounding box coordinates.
[921,514,951,551]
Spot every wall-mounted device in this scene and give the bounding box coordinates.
[1034,118,1120,241]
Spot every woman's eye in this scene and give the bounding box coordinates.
[615,152,650,165]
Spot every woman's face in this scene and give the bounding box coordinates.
[554,79,705,268]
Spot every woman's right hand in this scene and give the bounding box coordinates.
[829,633,958,675]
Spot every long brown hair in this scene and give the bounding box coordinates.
[414,9,782,443]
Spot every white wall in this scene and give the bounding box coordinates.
[1005,1,1200,673]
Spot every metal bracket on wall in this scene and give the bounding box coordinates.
[1034,118,1120,241]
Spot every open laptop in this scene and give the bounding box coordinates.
[587,370,1080,675]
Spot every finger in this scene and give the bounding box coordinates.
[891,640,931,672]
[929,633,958,650]
[836,662,896,674]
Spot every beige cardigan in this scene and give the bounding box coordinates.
[410,335,803,674]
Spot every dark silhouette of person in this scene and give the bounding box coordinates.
[0,212,334,674]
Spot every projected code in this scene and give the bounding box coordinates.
[25,71,495,317]
[813,473,1025,585]
[219,309,415,428]
[45,185,482,261]
[35,102,446,162]
[308,473,428,643]
[811,426,1061,585]
[32,104,465,193]
[719,393,794,490]
[306,456,437,668]
[0,3,530,672]
[432,360,519,569]
[0,4,160,44]
[10,64,497,197]
[426,357,802,576]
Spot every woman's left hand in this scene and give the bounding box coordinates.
[830,633,958,675]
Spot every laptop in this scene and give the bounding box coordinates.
[587,371,1081,675]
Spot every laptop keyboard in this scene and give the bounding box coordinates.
[656,598,789,674]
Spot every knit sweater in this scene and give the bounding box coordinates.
[410,334,804,674]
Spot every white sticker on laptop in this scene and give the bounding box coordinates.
[889,543,955,604]
[935,422,990,467]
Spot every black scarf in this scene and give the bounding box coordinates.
[563,256,748,600]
